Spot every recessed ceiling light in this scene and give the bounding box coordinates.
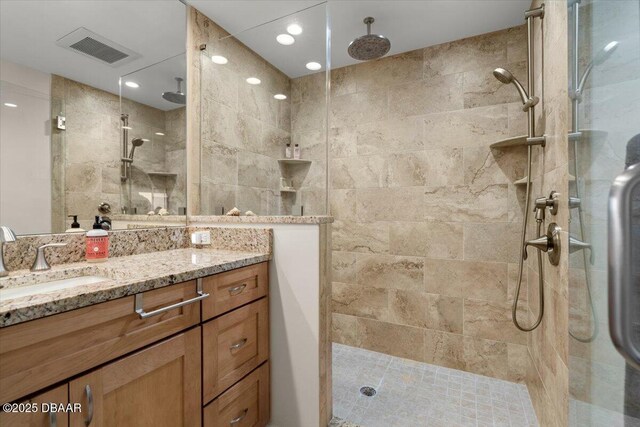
[287,24,303,35]
[306,62,322,71]
[274,94,287,100]
[246,77,261,85]
[141,138,150,142]
[155,132,165,136]
[122,126,133,130]
[3,103,17,108]
[211,55,228,65]
[276,34,295,46]
[125,81,140,88]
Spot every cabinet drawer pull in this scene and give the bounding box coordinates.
[230,408,248,425]
[135,279,209,319]
[48,411,57,427]
[84,384,93,426]
[229,338,247,351]
[228,284,247,296]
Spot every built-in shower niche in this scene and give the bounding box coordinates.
[119,54,187,217]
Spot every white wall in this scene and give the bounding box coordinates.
[0,60,51,234]
[193,221,322,426]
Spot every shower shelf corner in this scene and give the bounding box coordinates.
[147,172,178,178]
[490,135,528,149]
[280,187,297,193]
[278,159,312,165]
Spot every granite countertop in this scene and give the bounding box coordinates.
[189,215,334,224]
[0,248,270,327]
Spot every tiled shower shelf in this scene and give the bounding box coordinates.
[280,187,297,193]
[278,159,312,165]
[490,135,528,149]
[147,172,178,177]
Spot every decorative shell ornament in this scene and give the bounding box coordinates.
[158,208,169,216]
[244,210,256,216]
[225,207,241,216]
[147,211,156,216]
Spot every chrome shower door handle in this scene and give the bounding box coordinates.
[608,163,640,370]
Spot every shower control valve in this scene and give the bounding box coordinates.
[524,222,561,266]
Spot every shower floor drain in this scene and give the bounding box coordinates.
[359,386,377,397]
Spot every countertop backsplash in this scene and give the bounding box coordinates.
[2,226,272,272]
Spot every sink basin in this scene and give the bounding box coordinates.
[0,275,110,300]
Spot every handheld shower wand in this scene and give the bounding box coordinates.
[493,68,539,111]
[128,137,145,161]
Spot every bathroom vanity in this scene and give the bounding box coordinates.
[0,247,271,427]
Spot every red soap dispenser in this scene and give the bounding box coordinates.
[86,216,109,262]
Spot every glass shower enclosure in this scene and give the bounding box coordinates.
[568,0,640,425]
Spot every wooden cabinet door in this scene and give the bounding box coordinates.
[0,384,69,427]
[69,328,201,427]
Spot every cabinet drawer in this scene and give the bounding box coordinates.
[203,298,269,403]
[0,281,201,403]
[202,263,268,320]
[203,362,269,427]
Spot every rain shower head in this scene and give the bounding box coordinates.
[348,17,391,61]
[493,67,536,110]
[162,77,186,105]
[128,137,145,160]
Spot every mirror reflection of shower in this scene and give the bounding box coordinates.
[120,113,146,183]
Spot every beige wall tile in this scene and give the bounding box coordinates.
[464,299,528,345]
[463,222,521,263]
[356,50,423,92]
[389,221,463,259]
[332,220,389,253]
[388,74,464,119]
[422,29,508,78]
[332,282,389,321]
[423,329,465,370]
[356,117,424,156]
[423,105,509,149]
[357,318,426,361]
[387,148,464,187]
[332,313,360,346]
[332,251,357,283]
[388,290,463,333]
[356,253,424,292]
[331,156,386,189]
[355,187,424,222]
[463,336,509,379]
[424,259,508,302]
[330,89,388,127]
[424,184,508,222]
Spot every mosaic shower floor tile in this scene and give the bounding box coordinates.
[332,343,538,427]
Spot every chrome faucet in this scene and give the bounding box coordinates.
[31,243,67,272]
[0,226,17,277]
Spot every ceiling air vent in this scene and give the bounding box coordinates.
[56,27,140,67]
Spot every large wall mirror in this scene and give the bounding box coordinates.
[0,0,187,235]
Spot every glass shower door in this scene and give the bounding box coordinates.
[568,0,640,426]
